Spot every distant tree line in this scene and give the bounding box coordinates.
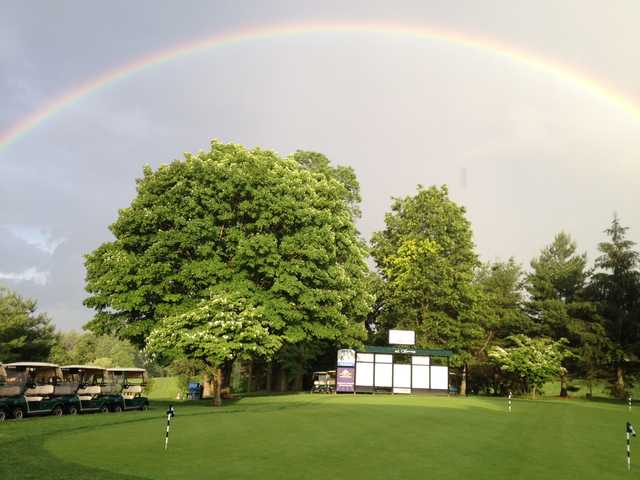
[3,140,637,403]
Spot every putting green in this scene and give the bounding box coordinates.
[33,395,634,480]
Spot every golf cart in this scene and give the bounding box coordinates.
[311,370,336,393]
[0,363,26,421]
[108,368,149,410]
[62,365,123,413]
[1,362,81,419]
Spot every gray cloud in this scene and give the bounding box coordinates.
[1,1,639,330]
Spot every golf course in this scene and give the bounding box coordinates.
[0,394,635,480]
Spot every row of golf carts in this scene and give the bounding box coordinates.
[0,362,149,422]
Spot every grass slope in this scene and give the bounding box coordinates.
[1,394,636,480]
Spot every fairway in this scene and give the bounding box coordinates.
[0,394,636,480]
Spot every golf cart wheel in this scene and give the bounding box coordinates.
[140,403,148,411]
[99,405,109,413]
[67,406,78,416]
[0,410,6,422]
[52,406,64,417]
[12,408,24,420]
[112,404,123,413]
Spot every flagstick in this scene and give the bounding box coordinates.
[629,396,632,412]
[627,422,636,471]
[508,391,512,413]
[627,429,631,471]
[165,405,175,450]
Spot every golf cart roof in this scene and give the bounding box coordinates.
[108,368,146,373]
[5,362,60,369]
[62,365,107,372]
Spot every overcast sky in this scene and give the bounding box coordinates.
[1,1,639,331]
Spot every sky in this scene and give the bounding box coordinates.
[1,1,639,331]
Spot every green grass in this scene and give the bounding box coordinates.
[147,376,182,400]
[1,394,637,479]
[542,378,640,399]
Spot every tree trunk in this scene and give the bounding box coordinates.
[202,373,214,399]
[616,365,625,399]
[266,362,272,392]
[559,373,568,398]
[460,364,467,396]
[531,384,537,400]
[213,368,222,407]
[279,368,288,392]
[246,360,253,394]
[294,372,303,391]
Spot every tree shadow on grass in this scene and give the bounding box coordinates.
[1,435,147,480]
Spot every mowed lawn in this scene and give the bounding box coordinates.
[0,394,636,480]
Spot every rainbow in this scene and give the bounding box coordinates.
[2,20,639,151]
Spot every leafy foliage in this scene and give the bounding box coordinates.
[370,185,483,361]
[146,292,282,367]
[49,332,140,368]
[489,335,571,398]
[0,286,56,362]
[84,141,371,364]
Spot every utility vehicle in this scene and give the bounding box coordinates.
[108,368,149,410]
[62,365,123,413]
[311,370,336,393]
[0,362,81,419]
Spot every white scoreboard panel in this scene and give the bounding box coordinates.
[430,366,449,390]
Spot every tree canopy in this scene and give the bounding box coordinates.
[84,141,372,366]
[0,286,56,362]
[370,185,483,373]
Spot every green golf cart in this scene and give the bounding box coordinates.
[1,362,81,420]
[62,365,124,413]
[0,363,26,421]
[108,368,149,411]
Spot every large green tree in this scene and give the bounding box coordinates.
[370,185,483,394]
[525,232,606,397]
[0,286,56,362]
[84,141,372,381]
[590,215,640,397]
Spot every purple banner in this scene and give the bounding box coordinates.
[336,367,355,392]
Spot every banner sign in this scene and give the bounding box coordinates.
[337,349,356,367]
[388,329,416,346]
[336,367,355,392]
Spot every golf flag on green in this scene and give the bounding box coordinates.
[627,421,636,471]
[165,405,175,450]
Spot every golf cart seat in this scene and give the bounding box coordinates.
[78,395,93,401]
[0,385,22,396]
[53,384,77,395]
[26,396,44,402]
[77,385,102,396]
[26,384,54,396]
[122,385,143,398]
